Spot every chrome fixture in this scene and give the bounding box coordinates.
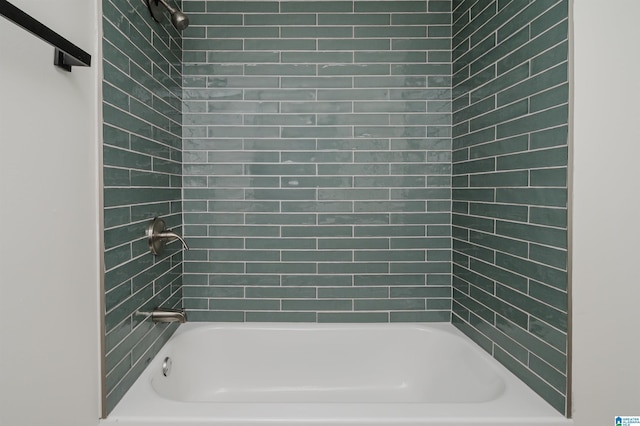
[162,357,172,376]
[147,217,189,256]
[137,307,188,323]
[145,0,189,31]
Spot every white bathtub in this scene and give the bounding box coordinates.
[103,323,572,426]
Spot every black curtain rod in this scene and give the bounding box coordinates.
[0,0,91,71]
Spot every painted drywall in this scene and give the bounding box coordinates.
[571,0,640,424]
[0,1,102,425]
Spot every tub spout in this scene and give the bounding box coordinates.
[151,307,187,323]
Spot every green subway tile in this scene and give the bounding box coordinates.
[244,14,316,26]
[496,252,566,290]
[206,26,279,38]
[452,157,495,174]
[281,26,353,39]
[282,201,352,213]
[529,317,567,353]
[356,51,427,64]
[246,287,317,299]
[530,207,567,228]
[530,126,568,150]
[246,312,317,322]
[206,1,278,12]
[183,286,244,298]
[496,188,566,208]
[282,225,352,238]
[529,244,567,270]
[183,39,243,51]
[468,63,528,104]
[319,39,390,51]
[318,13,390,26]
[497,147,568,170]
[245,39,316,51]
[355,298,425,311]
[391,310,451,322]
[469,286,528,329]
[282,275,352,287]
[355,275,423,287]
[283,250,352,262]
[469,135,528,159]
[319,214,389,225]
[245,64,316,76]
[282,77,352,89]
[104,167,131,187]
[207,76,279,88]
[355,250,424,262]
[498,283,567,335]
[494,346,566,413]
[207,250,279,262]
[282,299,353,311]
[354,1,426,12]
[245,213,316,225]
[211,298,281,311]
[532,41,568,74]
[282,52,353,64]
[282,101,351,113]
[470,171,528,188]
[530,353,566,394]
[392,13,451,25]
[497,20,568,75]
[452,213,494,233]
[209,274,280,286]
[497,63,567,107]
[281,126,352,139]
[319,312,389,322]
[246,237,316,250]
[186,311,244,322]
[319,287,389,299]
[453,127,496,150]
[497,220,566,249]
[393,38,451,51]
[529,280,567,312]
[318,262,389,274]
[530,83,569,113]
[318,238,389,250]
[319,113,389,125]
[319,64,390,76]
[531,1,568,38]
[354,225,425,237]
[209,225,279,237]
[355,26,426,38]
[454,264,494,294]
[282,1,353,12]
[470,313,530,365]
[469,202,528,222]
[391,64,451,76]
[470,99,529,132]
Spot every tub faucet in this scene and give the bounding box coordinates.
[150,307,187,323]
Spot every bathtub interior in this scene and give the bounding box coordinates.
[103,323,573,426]
[151,323,505,403]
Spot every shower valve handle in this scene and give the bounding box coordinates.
[147,217,190,256]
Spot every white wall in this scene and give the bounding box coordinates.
[0,0,102,425]
[572,0,640,424]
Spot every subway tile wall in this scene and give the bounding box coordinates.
[451,0,569,415]
[181,0,454,322]
[102,0,184,414]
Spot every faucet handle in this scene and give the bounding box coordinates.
[146,217,189,256]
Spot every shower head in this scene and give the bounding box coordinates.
[146,0,190,31]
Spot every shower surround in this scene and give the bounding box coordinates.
[180,0,453,322]
[101,0,569,418]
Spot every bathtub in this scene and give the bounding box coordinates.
[103,323,572,426]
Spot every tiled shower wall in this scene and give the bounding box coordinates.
[451,0,569,414]
[102,0,184,414]
[181,0,454,322]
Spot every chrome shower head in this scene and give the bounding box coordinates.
[146,0,190,31]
